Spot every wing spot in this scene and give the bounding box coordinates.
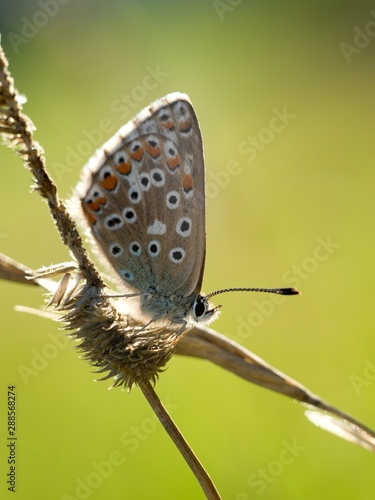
[164,140,181,172]
[147,220,166,235]
[122,207,137,224]
[182,174,193,195]
[169,247,186,264]
[176,217,192,237]
[110,243,123,257]
[129,142,144,162]
[129,241,141,256]
[104,214,123,230]
[144,136,161,159]
[120,270,135,282]
[158,110,175,131]
[148,240,161,257]
[100,171,118,191]
[151,168,165,187]
[174,102,193,134]
[166,191,180,209]
[139,173,151,191]
[85,195,107,212]
[128,187,141,204]
[115,151,132,175]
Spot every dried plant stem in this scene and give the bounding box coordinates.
[0,43,101,287]
[140,381,221,500]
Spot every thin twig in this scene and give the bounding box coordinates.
[0,43,102,287]
[140,381,221,500]
[177,326,375,451]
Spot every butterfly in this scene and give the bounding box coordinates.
[75,93,298,333]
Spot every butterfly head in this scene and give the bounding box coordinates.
[190,295,222,324]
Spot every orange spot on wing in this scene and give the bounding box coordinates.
[96,196,107,206]
[101,174,118,191]
[86,211,96,225]
[144,141,161,158]
[130,145,144,162]
[86,196,107,212]
[167,155,181,171]
[161,120,175,131]
[183,174,193,192]
[83,204,97,225]
[116,161,132,175]
[179,120,192,133]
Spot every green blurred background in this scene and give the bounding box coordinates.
[1,1,375,498]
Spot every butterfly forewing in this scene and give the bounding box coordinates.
[78,93,206,303]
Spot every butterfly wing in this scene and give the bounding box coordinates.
[76,93,206,304]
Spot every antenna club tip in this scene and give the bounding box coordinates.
[281,287,301,295]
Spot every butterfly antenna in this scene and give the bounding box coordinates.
[205,286,300,300]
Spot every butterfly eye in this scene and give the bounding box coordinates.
[191,296,222,324]
[193,296,206,319]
